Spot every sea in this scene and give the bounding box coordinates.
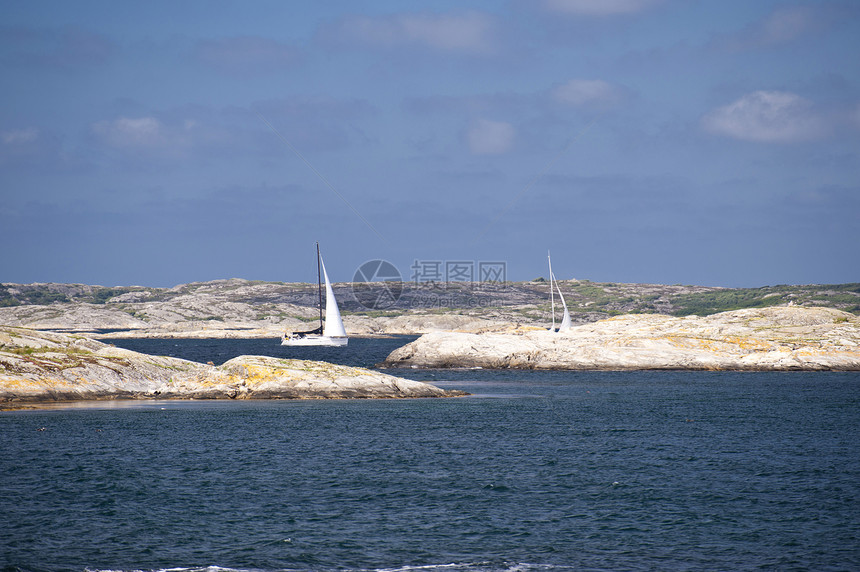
[2,336,859,572]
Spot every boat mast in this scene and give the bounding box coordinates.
[548,250,555,332]
[316,242,323,331]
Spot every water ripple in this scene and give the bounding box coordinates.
[2,341,859,572]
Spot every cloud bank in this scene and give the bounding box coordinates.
[542,0,661,16]
[91,117,165,147]
[551,79,623,108]
[702,91,827,143]
[319,11,497,54]
[2,127,39,145]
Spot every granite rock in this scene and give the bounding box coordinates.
[0,327,463,404]
[383,307,860,371]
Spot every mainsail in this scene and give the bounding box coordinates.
[548,250,571,332]
[320,255,347,338]
[554,271,572,331]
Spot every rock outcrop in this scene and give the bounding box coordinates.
[154,355,458,400]
[0,298,505,338]
[4,279,856,339]
[383,307,860,371]
[0,327,463,405]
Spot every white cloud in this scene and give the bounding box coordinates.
[551,79,622,108]
[0,126,69,170]
[92,117,164,147]
[701,91,827,143]
[467,119,515,155]
[543,0,660,16]
[1,127,39,145]
[329,11,496,54]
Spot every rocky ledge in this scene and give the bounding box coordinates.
[0,327,464,405]
[383,307,860,371]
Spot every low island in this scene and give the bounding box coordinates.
[383,307,860,371]
[2,281,859,408]
[0,326,464,406]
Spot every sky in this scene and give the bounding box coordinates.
[2,0,859,288]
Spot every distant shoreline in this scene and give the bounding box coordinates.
[2,279,857,339]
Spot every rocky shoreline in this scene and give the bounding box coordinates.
[382,307,860,371]
[2,279,857,339]
[2,304,858,408]
[0,327,465,407]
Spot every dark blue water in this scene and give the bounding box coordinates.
[2,338,859,572]
[96,335,420,369]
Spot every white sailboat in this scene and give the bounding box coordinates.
[282,243,348,347]
[547,251,571,332]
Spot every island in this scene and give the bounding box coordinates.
[0,326,465,406]
[1,279,858,339]
[2,282,859,403]
[382,307,860,371]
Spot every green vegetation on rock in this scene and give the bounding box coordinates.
[669,284,860,316]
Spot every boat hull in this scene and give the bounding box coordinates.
[281,335,348,347]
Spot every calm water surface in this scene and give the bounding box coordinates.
[1,338,859,572]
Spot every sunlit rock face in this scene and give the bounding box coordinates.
[0,327,464,404]
[383,307,860,371]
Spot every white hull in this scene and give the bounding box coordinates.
[281,335,348,347]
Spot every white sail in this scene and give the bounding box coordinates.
[320,255,347,338]
[281,243,348,346]
[554,271,572,331]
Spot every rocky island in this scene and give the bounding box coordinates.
[0,327,464,406]
[1,281,859,402]
[1,279,857,338]
[383,307,860,371]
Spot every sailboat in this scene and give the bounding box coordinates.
[547,251,571,333]
[281,243,348,347]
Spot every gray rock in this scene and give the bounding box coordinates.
[0,327,464,404]
[383,307,860,371]
[3,279,858,338]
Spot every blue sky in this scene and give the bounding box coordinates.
[2,0,858,288]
